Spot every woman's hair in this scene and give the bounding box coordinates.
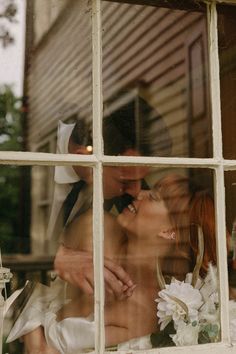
[154,174,217,274]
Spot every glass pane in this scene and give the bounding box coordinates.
[225,171,236,343]
[102,2,212,158]
[218,4,236,160]
[103,166,220,349]
[225,171,236,300]
[2,164,94,354]
[0,0,93,152]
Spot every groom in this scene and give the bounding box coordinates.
[51,118,149,300]
[21,117,149,354]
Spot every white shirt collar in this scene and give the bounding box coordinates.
[54,120,80,184]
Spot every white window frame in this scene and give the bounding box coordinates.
[1,0,236,352]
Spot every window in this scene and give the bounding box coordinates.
[1,1,236,353]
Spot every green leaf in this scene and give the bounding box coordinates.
[165,321,176,335]
[198,331,210,344]
[198,323,220,344]
[151,322,176,348]
[150,332,175,348]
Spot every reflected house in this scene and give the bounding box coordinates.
[24,0,212,254]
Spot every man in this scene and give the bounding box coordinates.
[51,118,149,299]
[19,99,171,353]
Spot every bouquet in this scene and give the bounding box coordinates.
[151,263,220,347]
[151,226,220,347]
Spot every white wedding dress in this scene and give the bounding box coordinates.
[5,280,152,354]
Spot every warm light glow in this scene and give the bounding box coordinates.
[86,145,93,152]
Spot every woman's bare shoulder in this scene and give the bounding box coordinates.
[63,209,93,249]
[63,209,125,250]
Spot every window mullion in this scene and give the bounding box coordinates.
[208,2,230,344]
[207,1,223,159]
[93,163,105,353]
[92,0,104,352]
[214,166,230,343]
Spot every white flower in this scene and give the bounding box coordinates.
[154,264,221,347]
[199,292,219,324]
[185,273,203,289]
[171,322,199,346]
[156,279,203,330]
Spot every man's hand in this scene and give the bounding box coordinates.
[54,244,135,299]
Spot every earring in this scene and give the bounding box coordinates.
[169,231,176,240]
[161,230,176,240]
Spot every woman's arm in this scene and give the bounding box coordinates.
[105,325,130,347]
[23,327,59,354]
[104,289,157,346]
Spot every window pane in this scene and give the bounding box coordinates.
[102,2,212,158]
[0,166,31,254]
[218,4,236,160]
[225,171,236,289]
[225,171,236,343]
[2,164,94,354]
[103,166,219,349]
[0,0,93,152]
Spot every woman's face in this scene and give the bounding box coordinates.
[117,189,172,239]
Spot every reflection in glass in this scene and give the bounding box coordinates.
[225,171,236,292]
[0,165,30,254]
[2,164,94,354]
[218,5,236,159]
[0,87,23,152]
[225,171,236,343]
[103,166,219,348]
[6,0,93,152]
[102,2,212,158]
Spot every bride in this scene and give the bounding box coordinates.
[9,174,218,353]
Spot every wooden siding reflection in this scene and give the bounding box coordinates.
[27,1,210,158]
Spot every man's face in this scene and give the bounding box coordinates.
[103,149,149,199]
[70,143,149,198]
[103,165,149,199]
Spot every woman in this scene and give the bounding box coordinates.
[11,174,218,353]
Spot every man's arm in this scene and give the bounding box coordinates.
[54,210,134,299]
[54,244,134,299]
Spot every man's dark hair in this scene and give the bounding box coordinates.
[103,103,135,155]
[70,96,172,156]
[70,119,92,146]
[103,97,172,156]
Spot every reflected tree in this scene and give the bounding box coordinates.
[0,0,17,47]
[0,86,27,253]
[0,85,22,149]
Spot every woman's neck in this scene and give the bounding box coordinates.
[126,231,174,259]
[123,233,174,286]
